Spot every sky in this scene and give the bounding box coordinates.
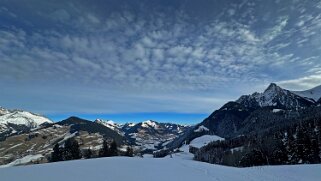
[1,0,321,123]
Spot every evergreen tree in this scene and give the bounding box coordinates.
[110,140,118,156]
[309,132,320,163]
[99,139,111,157]
[63,138,81,160]
[50,143,63,162]
[270,132,288,165]
[83,148,93,159]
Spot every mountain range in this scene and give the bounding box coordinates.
[1,83,321,166]
[0,112,189,165]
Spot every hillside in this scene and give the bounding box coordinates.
[0,107,53,141]
[166,83,321,167]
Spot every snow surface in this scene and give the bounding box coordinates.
[0,110,52,127]
[272,109,283,113]
[189,135,225,148]
[141,120,158,128]
[95,119,120,130]
[0,107,10,115]
[293,85,321,102]
[0,156,320,181]
[194,125,209,132]
[0,154,43,168]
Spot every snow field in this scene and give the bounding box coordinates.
[0,156,320,181]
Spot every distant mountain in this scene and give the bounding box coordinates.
[0,116,129,166]
[0,107,52,140]
[95,119,190,152]
[95,119,123,133]
[292,84,321,102]
[0,107,10,115]
[58,117,125,145]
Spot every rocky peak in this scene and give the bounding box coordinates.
[236,83,314,109]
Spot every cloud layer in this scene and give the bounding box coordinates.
[0,0,321,117]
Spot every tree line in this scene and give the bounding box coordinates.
[50,138,133,162]
[193,116,321,167]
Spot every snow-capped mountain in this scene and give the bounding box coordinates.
[94,119,138,136]
[0,107,53,138]
[95,119,190,152]
[125,120,190,152]
[0,116,130,166]
[0,107,10,115]
[94,119,124,135]
[0,110,52,127]
[236,83,314,109]
[292,84,321,102]
[168,83,321,151]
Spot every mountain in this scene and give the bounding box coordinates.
[0,107,10,115]
[0,107,53,140]
[0,116,129,166]
[236,83,315,110]
[190,83,320,138]
[58,117,125,145]
[126,120,189,152]
[95,119,190,152]
[94,119,122,133]
[167,83,320,150]
[169,83,321,167]
[292,84,321,102]
[1,82,321,167]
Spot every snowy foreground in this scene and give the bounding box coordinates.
[0,152,320,181]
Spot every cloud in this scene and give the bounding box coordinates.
[0,0,321,115]
[278,75,321,90]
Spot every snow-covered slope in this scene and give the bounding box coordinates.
[0,107,52,136]
[0,156,320,181]
[141,120,158,128]
[292,85,321,102]
[0,110,52,127]
[189,135,224,148]
[94,119,124,135]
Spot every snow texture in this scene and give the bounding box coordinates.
[272,109,283,113]
[0,154,43,168]
[141,120,158,128]
[0,156,320,181]
[292,85,321,102]
[189,135,225,148]
[0,110,52,127]
[194,125,209,132]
